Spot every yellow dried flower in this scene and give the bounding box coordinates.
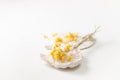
[50,33,76,62]
[67,56,73,62]
[65,44,71,52]
[55,37,63,42]
[61,57,66,62]
[65,33,78,42]
[53,42,61,48]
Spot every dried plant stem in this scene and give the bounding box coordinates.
[73,27,100,50]
[80,38,96,50]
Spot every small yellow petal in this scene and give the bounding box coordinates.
[67,56,73,62]
[65,33,78,42]
[65,44,71,52]
[53,42,61,48]
[55,37,63,42]
[61,57,66,62]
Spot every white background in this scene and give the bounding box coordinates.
[0,0,120,80]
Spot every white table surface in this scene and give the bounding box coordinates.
[0,0,120,80]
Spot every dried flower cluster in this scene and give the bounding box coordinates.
[40,27,99,68]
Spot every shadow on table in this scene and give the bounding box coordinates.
[58,57,89,75]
